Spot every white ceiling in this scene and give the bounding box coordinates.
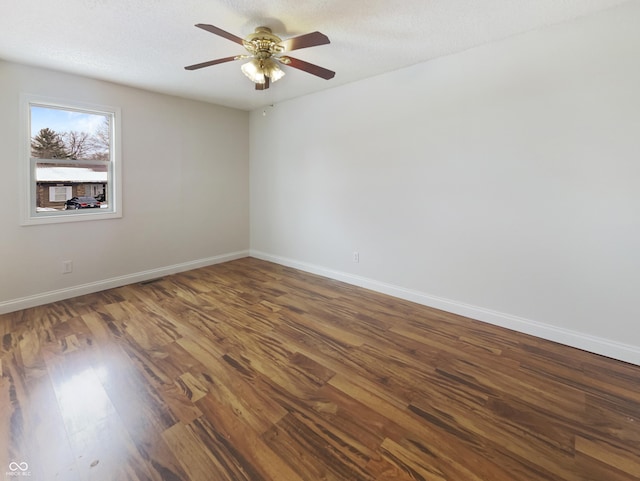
[0,0,629,111]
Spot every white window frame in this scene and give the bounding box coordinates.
[20,94,122,225]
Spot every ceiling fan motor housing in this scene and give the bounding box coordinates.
[243,27,285,59]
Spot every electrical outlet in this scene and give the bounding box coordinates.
[62,260,73,274]
[353,251,360,263]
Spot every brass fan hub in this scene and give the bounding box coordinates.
[243,26,285,59]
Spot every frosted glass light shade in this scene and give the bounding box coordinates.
[241,59,265,84]
[263,59,285,82]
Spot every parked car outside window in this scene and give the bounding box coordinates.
[64,196,101,209]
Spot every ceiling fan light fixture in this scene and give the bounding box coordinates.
[241,59,265,84]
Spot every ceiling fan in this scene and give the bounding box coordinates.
[185,24,335,90]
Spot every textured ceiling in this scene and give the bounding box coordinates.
[0,0,630,111]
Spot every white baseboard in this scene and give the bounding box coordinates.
[251,250,640,366]
[0,250,250,315]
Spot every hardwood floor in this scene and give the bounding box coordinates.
[1,257,639,480]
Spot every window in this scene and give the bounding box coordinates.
[20,95,121,225]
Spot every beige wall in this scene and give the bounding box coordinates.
[249,2,640,364]
[0,61,250,310]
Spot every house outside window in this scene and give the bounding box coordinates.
[20,95,122,225]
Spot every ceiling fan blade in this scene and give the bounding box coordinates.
[278,31,330,52]
[184,56,240,71]
[279,56,335,80]
[195,24,244,45]
[255,77,270,90]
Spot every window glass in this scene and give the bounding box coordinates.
[21,98,121,224]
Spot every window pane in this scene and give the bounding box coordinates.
[31,106,111,161]
[35,162,108,211]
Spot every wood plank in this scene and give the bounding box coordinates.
[162,421,225,481]
[195,393,305,481]
[575,435,640,478]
